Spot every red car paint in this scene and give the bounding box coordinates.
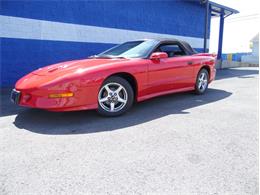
[14,46,216,112]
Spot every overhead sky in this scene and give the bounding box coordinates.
[209,0,259,53]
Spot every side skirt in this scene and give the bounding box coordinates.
[137,86,195,102]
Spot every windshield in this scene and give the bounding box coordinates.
[96,40,158,59]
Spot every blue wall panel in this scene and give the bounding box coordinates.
[1,37,203,87]
[1,0,207,87]
[1,38,114,87]
[1,0,205,38]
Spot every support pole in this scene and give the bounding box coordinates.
[203,0,209,53]
[217,13,225,60]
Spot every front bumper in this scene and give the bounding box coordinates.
[11,86,99,111]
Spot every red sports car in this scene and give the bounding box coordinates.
[11,39,216,116]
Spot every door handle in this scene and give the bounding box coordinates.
[187,61,193,65]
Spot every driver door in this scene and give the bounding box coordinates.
[147,43,194,95]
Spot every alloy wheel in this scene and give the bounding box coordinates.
[198,72,208,92]
[98,82,128,112]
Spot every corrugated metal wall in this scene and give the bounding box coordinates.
[1,0,207,87]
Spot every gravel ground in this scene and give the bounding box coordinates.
[0,67,258,195]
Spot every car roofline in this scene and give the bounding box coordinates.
[127,38,180,43]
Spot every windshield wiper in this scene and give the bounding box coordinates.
[114,56,127,59]
[89,55,115,59]
[89,55,126,59]
[88,55,99,59]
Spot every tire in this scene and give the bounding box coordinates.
[195,69,209,95]
[97,76,134,116]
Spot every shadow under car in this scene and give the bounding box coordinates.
[13,88,232,135]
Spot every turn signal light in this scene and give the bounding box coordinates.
[48,92,74,98]
[23,94,31,102]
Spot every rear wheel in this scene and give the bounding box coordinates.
[195,69,209,94]
[97,76,134,116]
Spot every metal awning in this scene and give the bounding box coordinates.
[200,0,239,62]
[209,1,239,17]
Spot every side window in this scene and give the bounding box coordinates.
[158,44,186,58]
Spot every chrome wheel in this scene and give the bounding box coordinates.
[98,82,128,112]
[198,72,208,91]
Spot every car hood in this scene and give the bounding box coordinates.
[32,58,129,76]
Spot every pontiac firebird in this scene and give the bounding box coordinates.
[11,38,216,116]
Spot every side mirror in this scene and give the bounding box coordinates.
[150,52,168,60]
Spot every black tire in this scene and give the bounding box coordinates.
[195,69,209,95]
[97,76,134,117]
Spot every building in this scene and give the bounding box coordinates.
[0,0,238,87]
[241,33,259,64]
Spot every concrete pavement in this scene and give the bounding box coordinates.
[0,67,258,195]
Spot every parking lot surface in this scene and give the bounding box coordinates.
[0,67,258,195]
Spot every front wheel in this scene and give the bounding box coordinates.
[97,76,134,116]
[195,69,209,94]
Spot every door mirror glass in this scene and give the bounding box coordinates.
[150,52,168,60]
